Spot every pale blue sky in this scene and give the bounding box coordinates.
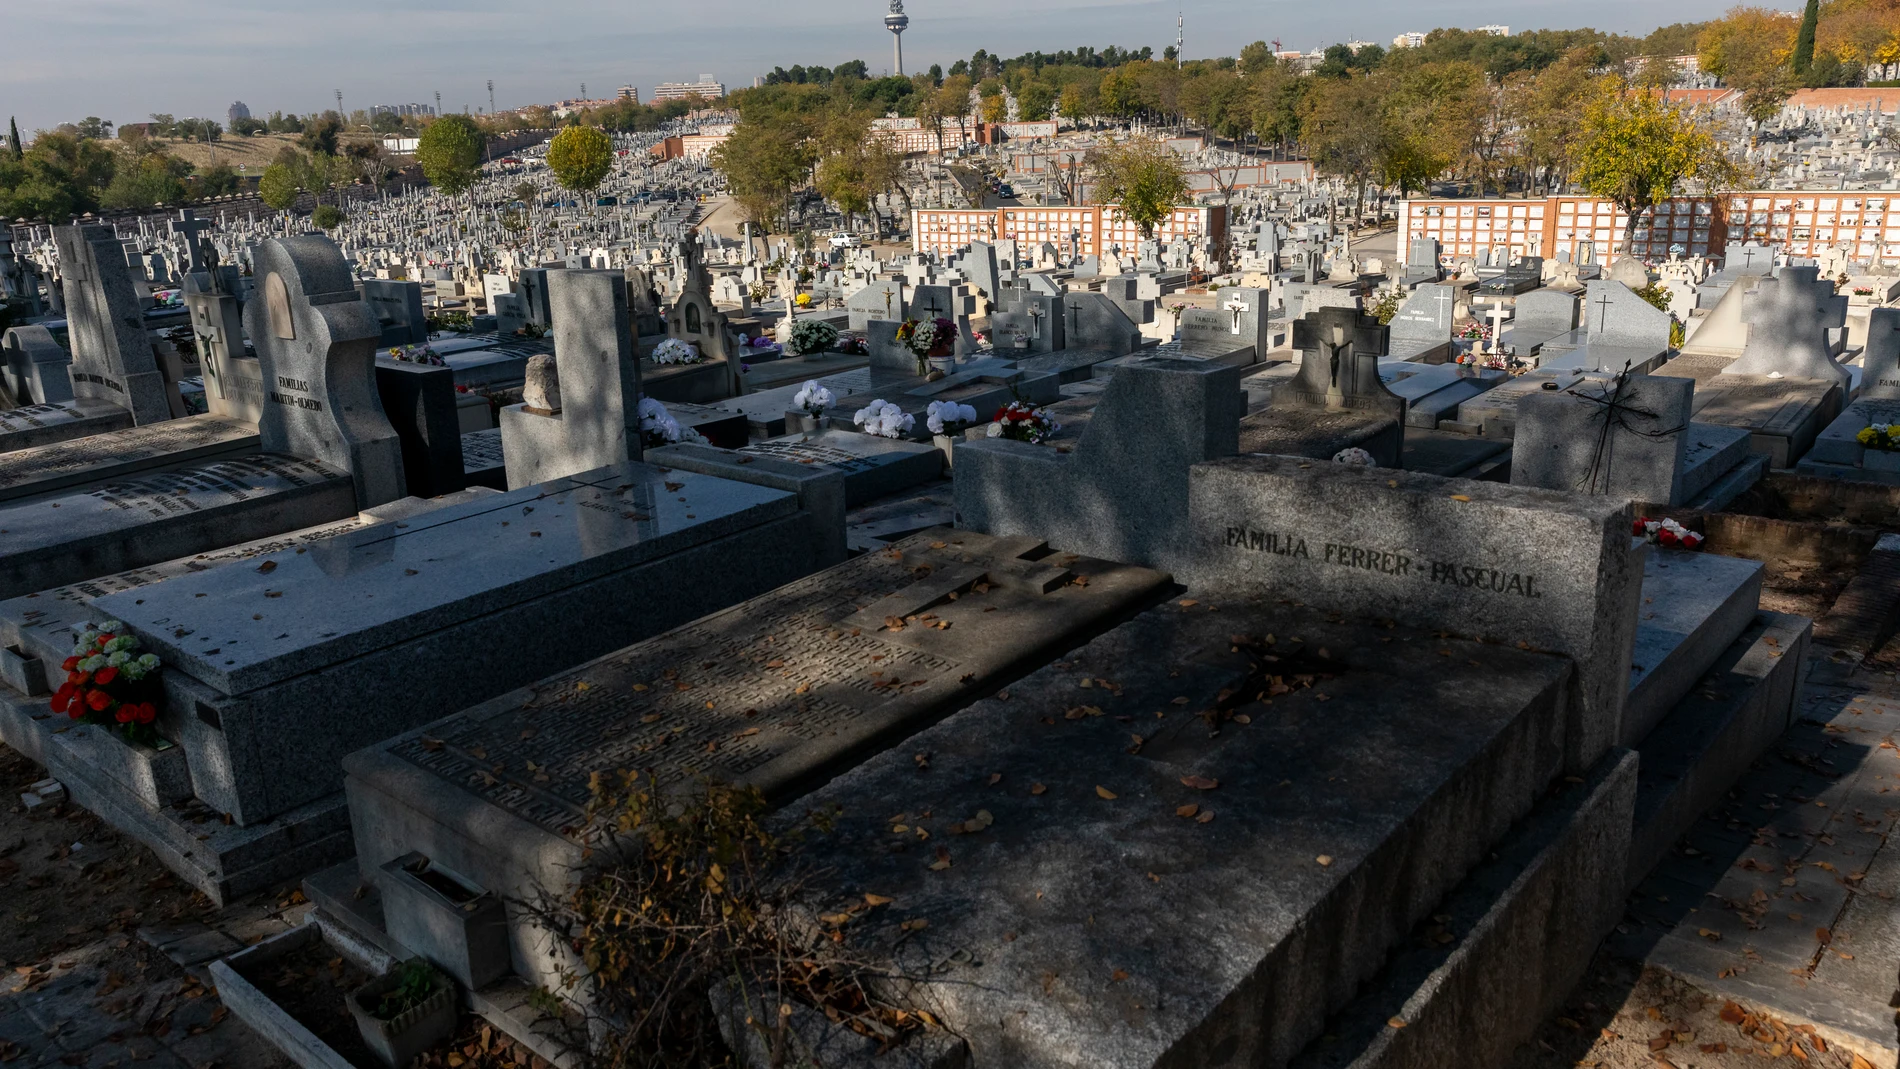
[7,0,1758,134]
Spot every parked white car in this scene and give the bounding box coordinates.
[828,231,861,249]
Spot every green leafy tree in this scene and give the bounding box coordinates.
[1793,0,1819,76]
[258,162,299,211]
[73,117,113,140]
[1059,84,1089,125]
[312,204,345,229]
[194,162,240,197]
[0,131,115,219]
[299,117,341,156]
[513,180,537,204]
[709,117,814,232]
[1017,82,1056,122]
[415,114,486,195]
[1574,77,1741,256]
[1088,137,1189,239]
[102,152,188,209]
[546,125,614,194]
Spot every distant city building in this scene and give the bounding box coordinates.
[552,98,623,116]
[651,77,727,102]
[370,103,437,118]
[1345,39,1377,51]
[616,85,639,103]
[1476,24,1510,36]
[227,101,251,127]
[1392,32,1426,49]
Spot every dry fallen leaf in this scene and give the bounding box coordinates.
[1030,783,1047,795]
[256,560,278,573]
[1180,775,1219,790]
[1109,969,1129,983]
[864,893,893,907]
[1095,785,1118,800]
[1449,494,1471,502]
[1316,855,1334,866]
[1386,1016,1406,1029]
[1176,804,1200,818]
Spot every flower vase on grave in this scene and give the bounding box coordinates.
[927,339,954,380]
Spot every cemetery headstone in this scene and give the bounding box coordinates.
[1512,374,1693,504]
[500,270,642,487]
[53,224,175,424]
[243,235,406,508]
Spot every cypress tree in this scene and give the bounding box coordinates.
[1793,0,1820,78]
[6,117,21,161]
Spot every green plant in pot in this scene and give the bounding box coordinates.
[347,959,456,1068]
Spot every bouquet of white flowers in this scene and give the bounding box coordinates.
[926,400,979,435]
[1332,447,1376,467]
[793,380,835,417]
[639,396,681,445]
[787,318,839,356]
[853,399,915,439]
[651,338,701,365]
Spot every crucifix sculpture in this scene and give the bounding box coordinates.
[1223,296,1249,335]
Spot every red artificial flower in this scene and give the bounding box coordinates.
[1658,529,1679,547]
[61,656,79,672]
[1632,518,1650,536]
[67,670,85,685]
[86,688,112,712]
[115,706,134,723]
[96,666,118,685]
[134,703,157,725]
[50,682,76,714]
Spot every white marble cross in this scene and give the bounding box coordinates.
[1485,304,1510,355]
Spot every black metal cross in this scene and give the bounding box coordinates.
[1571,361,1682,495]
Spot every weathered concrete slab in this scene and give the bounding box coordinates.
[342,529,1172,993]
[754,597,1573,1069]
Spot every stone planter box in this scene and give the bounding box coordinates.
[349,964,457,1069]
[210,921,396,1069]
[785,411,824,435]
[0,643,49,697]
[92,731,192,809]
[378,852,510,991]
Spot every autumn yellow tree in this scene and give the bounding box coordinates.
[1699,7,1798,123]
[1088,137,1188,238]
[1573,77,1742,257]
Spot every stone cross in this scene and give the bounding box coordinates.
[1486,305,1510,354]
[242,234,406,508]
[168,209,214,274]
[1724,266,1851,385]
